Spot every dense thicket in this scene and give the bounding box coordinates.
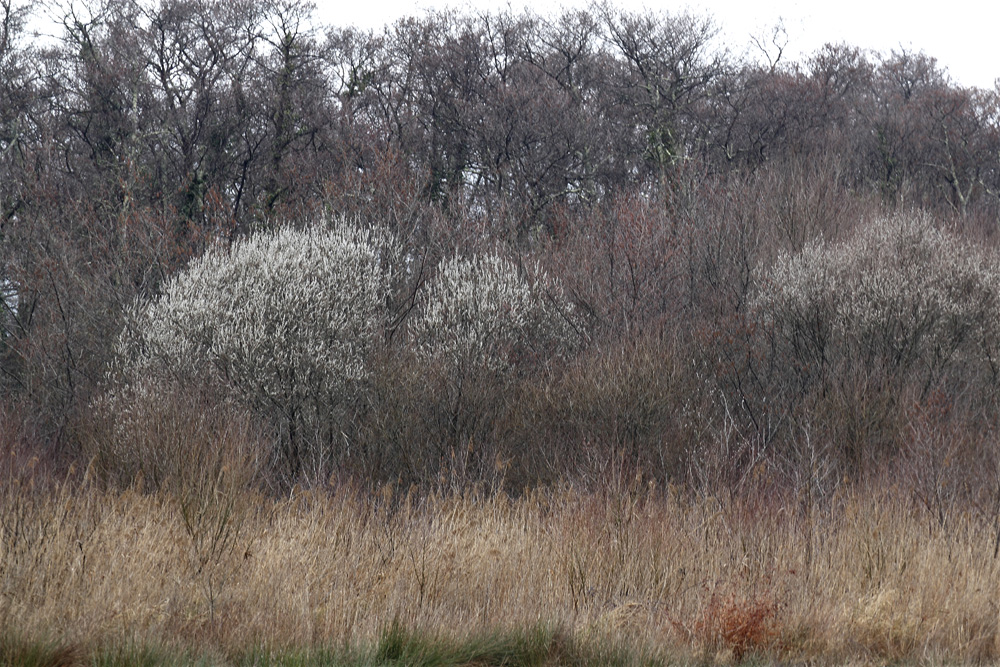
[2,0,999,494]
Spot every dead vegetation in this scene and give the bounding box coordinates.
[3,448,1000,665]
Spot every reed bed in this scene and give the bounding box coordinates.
[4,460,1000,666]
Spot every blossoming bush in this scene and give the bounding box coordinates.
[756,213,1000,391]
[111,220,399,477]
[397,251,583,471]
[409,252,582,373]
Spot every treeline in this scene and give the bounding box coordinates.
[3,0,997,241]
[5,0,996,228]
[2,0,1000,494]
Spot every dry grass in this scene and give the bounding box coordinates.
[4,455,1000,666]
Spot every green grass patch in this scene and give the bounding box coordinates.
[372,618,657,666]
[1,624,666,666]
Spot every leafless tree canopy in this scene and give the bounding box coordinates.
[2,0,999,490]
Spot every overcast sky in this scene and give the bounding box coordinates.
[316,0,999,90]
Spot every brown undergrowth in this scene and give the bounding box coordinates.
[4,448,1000,666]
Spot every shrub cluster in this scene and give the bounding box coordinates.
[109,220,399,478]
[104,223,590,487]
[740,213,1000,475]
[410,252,582,373]
[757,214,1000,390]
[92,202,1000,496]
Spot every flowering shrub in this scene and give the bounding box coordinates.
[409,252,582,373]
[756,214,1000,386]
[111,220,399,474]
[393,251,584,471]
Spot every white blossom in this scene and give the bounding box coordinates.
[755,213,1000,379]
[112,219,399,423]
[409,252,582,373]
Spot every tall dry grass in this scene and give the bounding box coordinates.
[4,452,1000,664]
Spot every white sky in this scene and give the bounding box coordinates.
[316,0,1000,90]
